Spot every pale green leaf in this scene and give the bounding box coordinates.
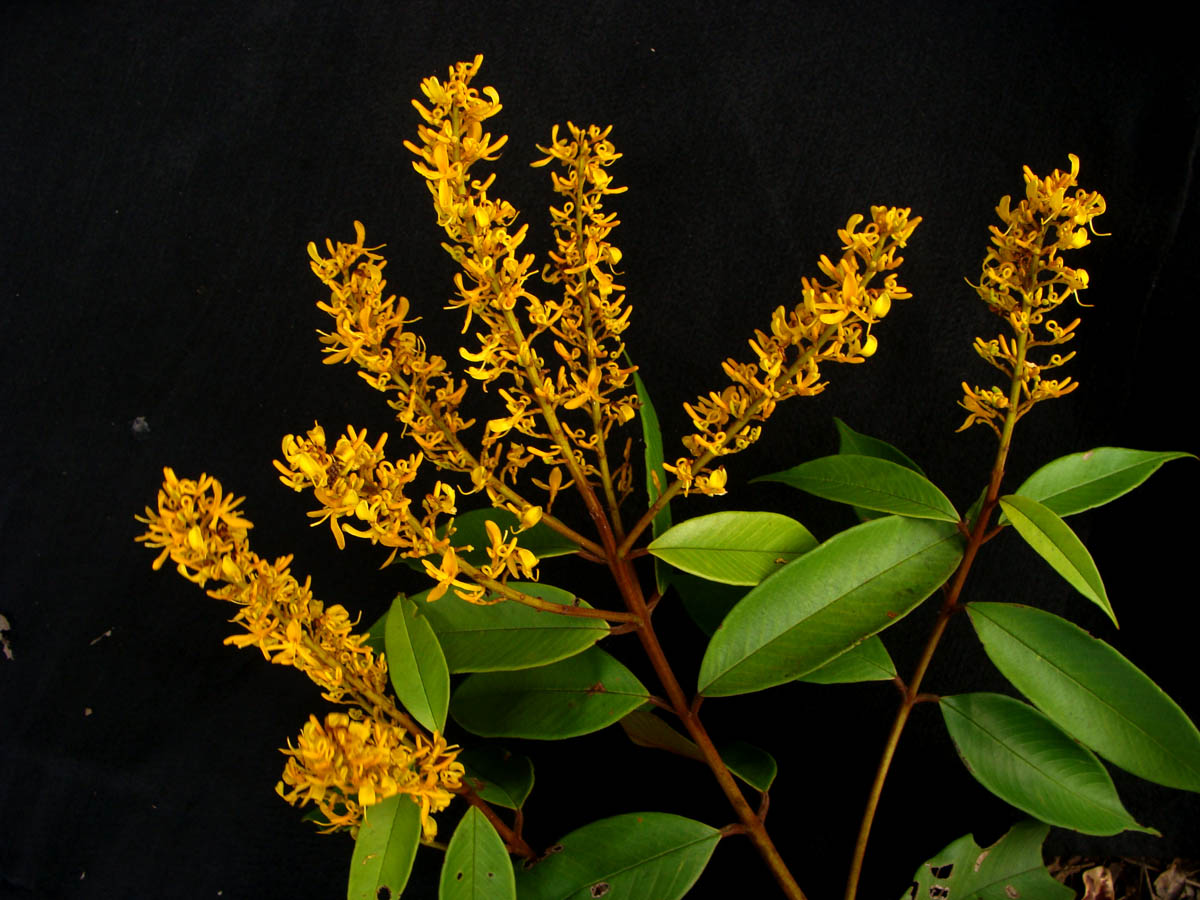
[648,511,817,586]
[1013,447,1195,517]
[348,795,422,900]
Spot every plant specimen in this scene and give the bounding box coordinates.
[137,56,1197,899]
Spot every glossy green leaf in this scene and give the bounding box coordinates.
[450,646,649,739]
[619,710,776,792]
[347,794,422,900]
[413,582,608,673]
[458,745,535,810]
[998,494,1115,626]
[384,594,450,734]
[902,819,1072,900]
[698,516,963,697]
[796,635,896,684]
[449,507,580,566]
[648,511,818,586]
[669,569,748,636]
[754,454,958,522]
[940,692,1154,835]
[968,602,1200,793]
[440,806,516,900]
[834,417,925,474]
[515,813,720,900]
[1012,447,1195,517]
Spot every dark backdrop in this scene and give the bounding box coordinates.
[2,3,1197,899]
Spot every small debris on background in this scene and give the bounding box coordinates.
[0,613,12,660]
[1082,865,1115,900]
[1050,856,1199,900]
[90,627,113,645]
[131,415,151,439]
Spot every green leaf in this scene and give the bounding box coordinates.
[998,494,1115,626]
[628,364,676,535]
[440,806,516,900]
[698,516,963,697]
[449,507,580,566]
[413,582,608,673]
[754,454,958,522]
[902,819,1072,900]
[515,813,720,900]
[364,608,388,657]
[618,710,776,792]
[458,745,535,810]
[940,692,1155,835]
[834,418,925,474]
[796,635,896,684]
[384,594,450,734]
[648,511,818,586]
[450,646,649,739]
[668,569,748,636]
[715,740,777,793]
[968,602,1200,793]
[1012,447,1195,518]
[347,794,422,900]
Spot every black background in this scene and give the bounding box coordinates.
[3,3,1198,899]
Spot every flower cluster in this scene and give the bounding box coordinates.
[276,712,463,839]
[135,468,389,702]
[136,469,464,840]
[959,154,1106,434]
[669,207,920,495]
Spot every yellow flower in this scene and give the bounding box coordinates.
[276,712,464,839]
[958,155,1105,435]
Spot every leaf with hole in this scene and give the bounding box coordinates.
[414,582,608,673]
[940,692,1155,835]
[698,516,962,697]
[384,594,450,734]
[968,602,1200,793]
[439,806,516,900]
[515,813,720,900]
[901,819,1072,900]
[347,794,422,900]
[754,454,958,522]
[998,494,1115,626]
[451,646,649,739]
[648,511,818,586]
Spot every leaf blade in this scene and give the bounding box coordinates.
[754,454,958,522]
[1013,447,1195,517]
[515,813,720,900]
[384,594,451,734]
[415,582,609,673]
[968,602,1200,793]
[648,511,818,586]
[698,516,963,697]
[999,494,1115,626]
[347,795,422,900]
[940,692,1154,835]
[450,646,649,740]
[439,806,517,900]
